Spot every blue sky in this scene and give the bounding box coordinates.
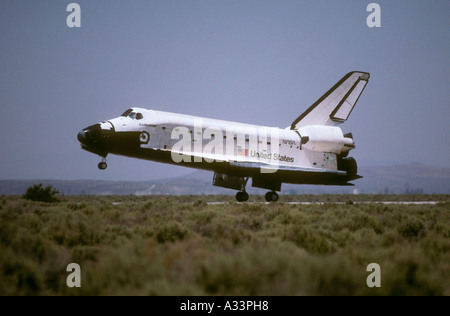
[0,0,449,181]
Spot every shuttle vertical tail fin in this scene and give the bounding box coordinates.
[290,71,370,129]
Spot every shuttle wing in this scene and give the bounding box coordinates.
[228,161,359,186]
[230,161,347,175]
[290,71,370,129]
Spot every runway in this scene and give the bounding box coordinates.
[207,201,441,205]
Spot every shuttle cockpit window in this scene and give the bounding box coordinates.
[121,109,133,117]
[120,109,144,120]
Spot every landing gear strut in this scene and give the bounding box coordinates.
[265,191,279,202]
[235,177,249,202]
[98,157,107,170]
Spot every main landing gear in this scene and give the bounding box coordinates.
[235,191,249,202]
[234,177,280,202]
[235,177,249,202]
[98,157,107,170]
[265,191,279,202]
[236,190,279,202]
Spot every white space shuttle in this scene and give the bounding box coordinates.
[77,71,370,201]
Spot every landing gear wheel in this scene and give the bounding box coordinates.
[235,191,249,202]
[265,191,279,202]
[98,161,107,170]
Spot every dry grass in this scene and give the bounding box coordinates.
[0,195,449,295]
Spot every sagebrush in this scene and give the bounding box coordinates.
[0,195,449,295]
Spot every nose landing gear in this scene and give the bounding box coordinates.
[98,157,107,170]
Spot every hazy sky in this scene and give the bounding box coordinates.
[0,0,449,181]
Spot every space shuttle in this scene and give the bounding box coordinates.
[77,71,370,201]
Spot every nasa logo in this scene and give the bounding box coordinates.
[140,132,150,144]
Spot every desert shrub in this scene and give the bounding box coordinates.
[139,200,154,212]
[285,226,337,254]
[193,199,207,209]
[382,231,400,247]
[45,212,105,247]
[67,202,87,211]
[239,216,262,231]
[306,255,366,296]
[420,233,450,261]
[0,251,43,296]
[385,256,442,295]
[398,219,426,241]
[349,213,384,234]
[188,209,217,225]
[206,222,250,245]
[23,184,59,203]
[239,203,263,213]
[156,222,190,243]
[196,244,304,295]
[71,245,101,262]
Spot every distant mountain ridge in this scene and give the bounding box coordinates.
[0,163,449,195]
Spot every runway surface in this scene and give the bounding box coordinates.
[207,201,441,205]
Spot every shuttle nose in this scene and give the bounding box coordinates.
[77,130,86,144]
[77,124,109,157]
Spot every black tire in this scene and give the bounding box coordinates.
[271,192,279,202]
[98,162,107,170]
[265,191,279,202]
[236,191,249,202]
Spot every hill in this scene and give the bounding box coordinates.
[0,163,449,195]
